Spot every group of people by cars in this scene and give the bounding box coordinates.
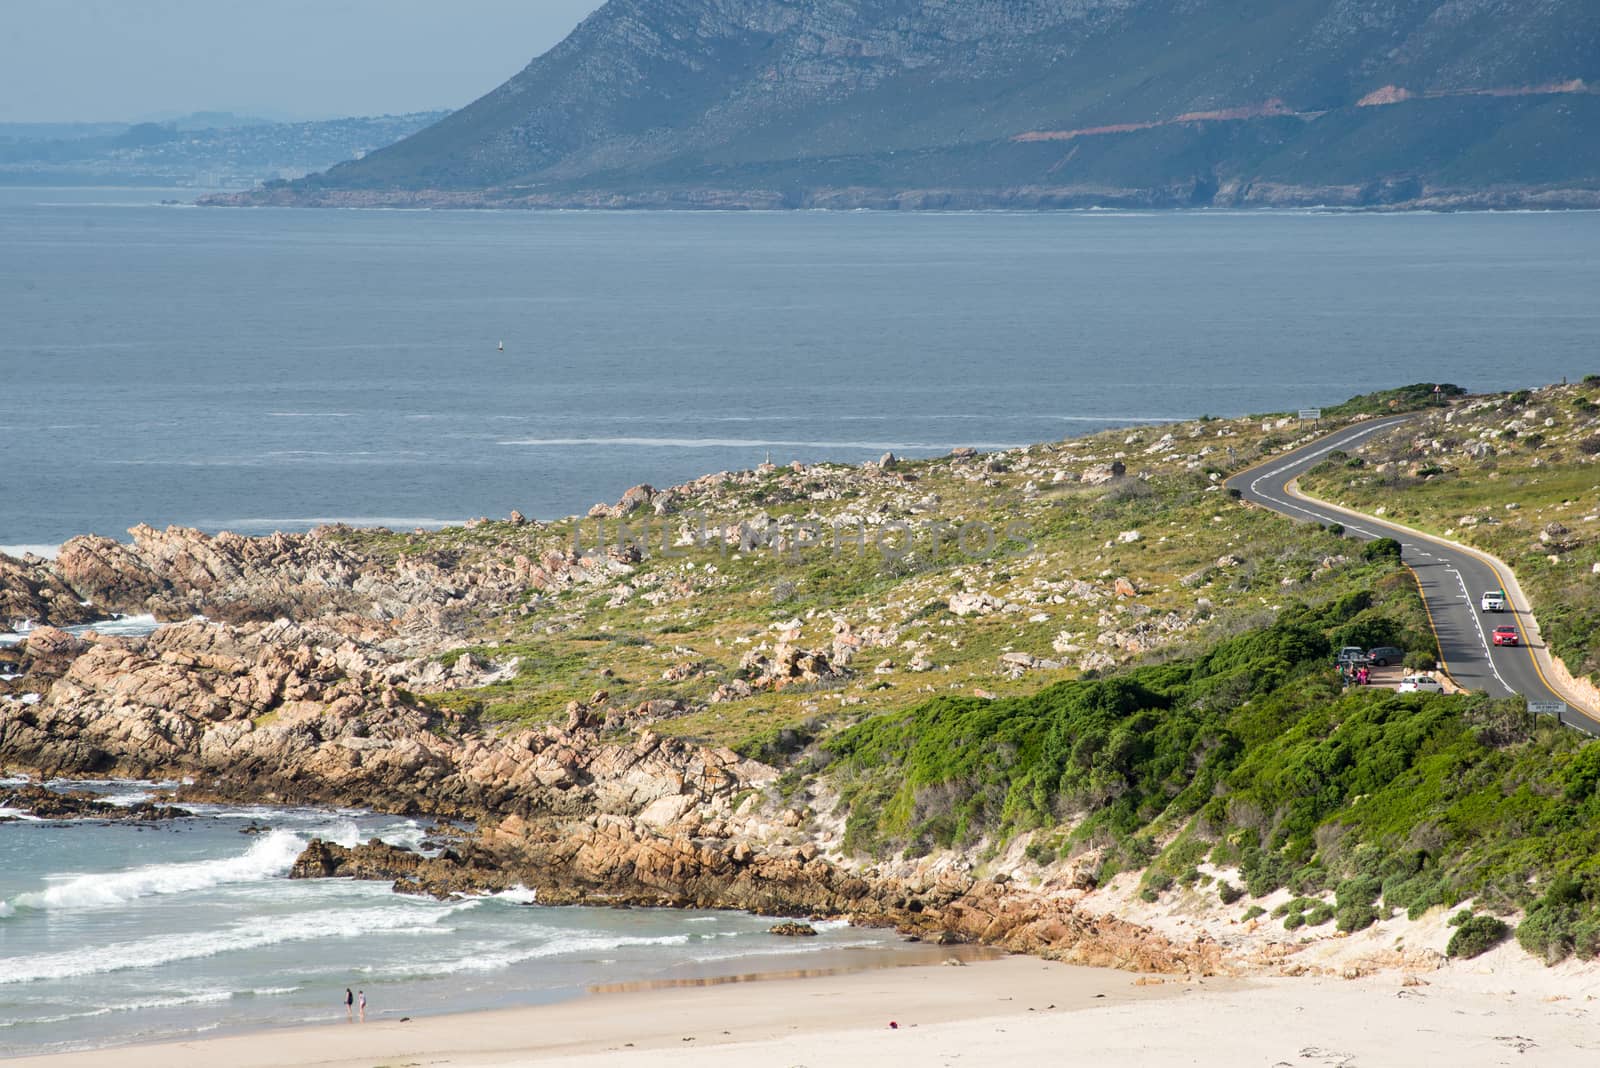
[1334,645,1443,693]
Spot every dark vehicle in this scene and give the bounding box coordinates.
[1366,646,1405,667]
[1492,626,1520,646]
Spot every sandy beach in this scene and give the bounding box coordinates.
[10,948,1600,1068]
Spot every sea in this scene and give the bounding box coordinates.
[0,781,922,1056]
[2,188,1598,552]
[3,188,1600,1054]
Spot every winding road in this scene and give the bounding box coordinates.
[1226,416,1600,734]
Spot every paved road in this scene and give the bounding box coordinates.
[1226,416,1599,734]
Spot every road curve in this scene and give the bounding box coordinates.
[1226,416,1600,735]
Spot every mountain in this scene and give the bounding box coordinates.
[224,0,1600,209]
[0,112,447,189]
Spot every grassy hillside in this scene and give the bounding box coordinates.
[825,574,1600,962]
[337,381,1600,962]
[356,407,1422,751]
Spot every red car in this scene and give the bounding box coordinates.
[1492,626,1520,647]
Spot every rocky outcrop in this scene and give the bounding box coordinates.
[49,524,545,636]
[284,810,1227,976]
[0,553,101,629]
[0,783,192,821]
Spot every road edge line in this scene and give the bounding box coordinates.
[1284,482,1598,720]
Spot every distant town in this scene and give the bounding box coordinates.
[0,111,445,189]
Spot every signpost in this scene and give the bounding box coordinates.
[1530,700,1569,727]
[1298,408,1322,423]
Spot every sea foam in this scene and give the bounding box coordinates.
[3,830,308,914]
[0,900,474,985]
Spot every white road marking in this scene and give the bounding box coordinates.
[1239,417,1525,697]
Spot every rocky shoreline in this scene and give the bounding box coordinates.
[0,508,1233,977]
[201,183,1600,213]
[0,434,1474,983]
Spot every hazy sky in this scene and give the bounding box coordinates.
[1,1,605,123]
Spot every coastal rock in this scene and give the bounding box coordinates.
[45,524,543,639]
[1082,461,1127,486]
[769,922,819,936]
[0,553,101,629]
[0,784,191,822]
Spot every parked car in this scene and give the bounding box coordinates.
[1335,646,1370,666]
[1480,590,1506,612]
[1366,646,1405,667]
[1492,625,1520,646]
[1398,674,1445,694]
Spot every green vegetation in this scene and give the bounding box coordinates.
[1325,383,1467,417]
[822,545,1600,956]
[1448,914,1511,959]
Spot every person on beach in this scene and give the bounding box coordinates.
[345,987,354,1022]
[359,990,367,1022]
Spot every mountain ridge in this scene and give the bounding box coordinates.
[214,0,1600,210]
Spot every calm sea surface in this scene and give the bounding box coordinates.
[2,189,1597,549]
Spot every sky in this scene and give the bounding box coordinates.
[0,1,605,124]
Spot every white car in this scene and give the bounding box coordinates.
[1480,591,1506,612]
[1397,674,1444,694]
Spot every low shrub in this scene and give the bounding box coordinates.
[1448,915,1510,959]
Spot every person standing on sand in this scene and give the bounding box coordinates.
[358,990,366,1022]
[345,987,354,1022]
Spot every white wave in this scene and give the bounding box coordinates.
[368,818,428,852]
[685,936,887,965]
[4,830,307,914]
[498,436,1027,451]
[0,901,13,917]
[65,614,160,639]
[381,932,691,979]
[0,901,472,985]
[0,544,60,560]
[98,789,154,806]
[484,885,538,905]
[0,988,240,1029]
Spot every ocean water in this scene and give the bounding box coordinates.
[0,785,913,1056]
[2,188,1599,547]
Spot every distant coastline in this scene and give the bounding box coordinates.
[201,184,1600,213]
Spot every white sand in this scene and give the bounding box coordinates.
[11,948,1600,1067]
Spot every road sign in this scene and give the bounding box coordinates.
[1529,701,1568,716]
[1298,408,1322,421]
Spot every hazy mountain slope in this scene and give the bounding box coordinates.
[244,0,1600,208]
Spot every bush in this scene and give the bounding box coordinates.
[1304,902,1336,926]
[1363,538,1402,564]
[1217,881,1245,905]
[1024,839,1057,866]
[1448,915,1510,959]
[1242,905,1266,921]
[1336,901,1381,932]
